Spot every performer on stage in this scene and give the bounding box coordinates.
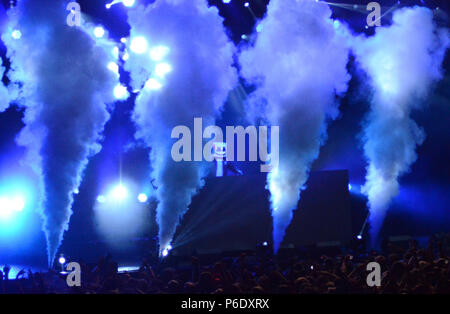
[213,142,243,177]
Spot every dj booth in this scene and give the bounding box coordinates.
[173,170,352,254]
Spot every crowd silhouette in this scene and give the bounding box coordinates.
[1,233,449,294]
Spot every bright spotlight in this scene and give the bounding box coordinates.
[97,195,107,204]
[111,184,128,201]
[137,193,148,203]
[154,63,172,78]
[149,46,170,61]
[145,78,162,91]
[108,62,119,74]
[161,245,172,257]
[333,20,340,29]
[106,0,121,9]
[356,235,362,240]
[11,30,22,40]
[262,241,268,247]
[94,26,105,38]
[113,84,128,100]
[122,52,130,61]
[348,184,352,191]
[122,0,136,7]
[130,36,148,54]
[244,2,249,7]
[0,195,25,219]
[58,256,66,265]
[0,197,13,219]
[223,0,231,4]
[112,46,119,59]
[11,197,25,212]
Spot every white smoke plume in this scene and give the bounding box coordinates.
[352,6,449,246]
[0,64,8,112]
[1,0,120,266]
[0,2,9,112]
[239,0,350,252]
[125,0,237,253]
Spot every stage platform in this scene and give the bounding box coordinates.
[172,170,352,255]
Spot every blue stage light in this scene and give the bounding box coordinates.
[161,245,172,258]
[107,62,119,74]
[333,20,340,29]
[113,84,128,100]
[150,46,170,61]
[223,0,231,4]
[262,241,268,246]
[11,30,21,40]
[106,0,119,9]
[0,175,37,246]
[357,235,362,240]
[97,195,107,203]
[244,2,249,7]
[94,26,105,38]
[0,195,25,220]
[112,46,119,59]
[145,78,162,91]
[106,0,136,9]
[348,184,352,191]
[0,197,13,220]
[130,36,148,54]
[58,256,66,265]
[111,184,128,201]
[11,196,25,212]
[154,63,172,78]
[122,0,136,7]
[137,193,148,203]
[149,46,170,62]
